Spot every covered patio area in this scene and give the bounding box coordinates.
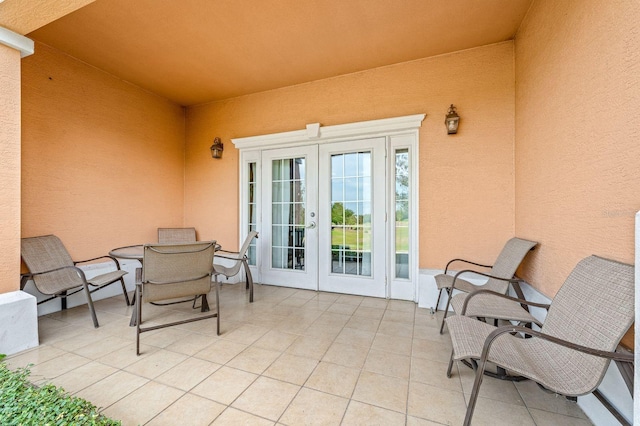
[0,0,638,424]
[5,283,590,425]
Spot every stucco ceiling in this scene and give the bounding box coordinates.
[26,0,532,106]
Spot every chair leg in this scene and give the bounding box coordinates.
[439,289,452,334]
[135,284,142,355]
[201,294,210,312]
[119,277,131,306]
[214,278,221,335]
[130,268,142,327]
[464,357,488,426]
[83,284,99,328]
[243,259,254,303]
[446,350,455,378]
[435,288,443,312]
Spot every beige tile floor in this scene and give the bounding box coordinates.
[6,283,592,426]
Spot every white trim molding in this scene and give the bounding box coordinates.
[0,26,34,57]
[232,114,426,150]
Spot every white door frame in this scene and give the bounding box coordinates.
[233,113,425,300]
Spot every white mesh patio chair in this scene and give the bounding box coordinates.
[21,234,130,328]
[213,231,258,302]
[135,241,218,355]
[435,237,537,333]
[158,227,197,243]
[445,255,634,426]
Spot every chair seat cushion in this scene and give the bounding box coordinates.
[450,292,542,326]
[87,270,127,287]
[213,264,235,278]
[446,315,608,396]
[435,274,477,293]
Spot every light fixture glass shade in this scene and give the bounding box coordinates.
[210,137,224,159]
[445,104,460,135]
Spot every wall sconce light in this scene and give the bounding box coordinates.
[210,137,224,159]
[445,104,460,135]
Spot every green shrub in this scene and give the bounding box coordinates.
[0,354,121,425]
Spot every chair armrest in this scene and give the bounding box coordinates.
[75,255,122,270]
[461,289,551,316]
[450,269,521,293]
[27,265,89,286]
[215,249,240,255]
[214,252,243,261]
[444,258,492,274]
[481,325,635,365]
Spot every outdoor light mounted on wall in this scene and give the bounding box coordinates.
[210,137,224,159]
[445,104,460,134]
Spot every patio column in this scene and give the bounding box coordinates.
[0,27,38,355]
[0,27,34,294]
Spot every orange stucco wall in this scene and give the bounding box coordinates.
[21,42,186,260]
[0,44,22,293]
[514,0,640,297]
[185,42,516,264]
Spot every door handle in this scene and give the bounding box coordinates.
[306,221,316,229]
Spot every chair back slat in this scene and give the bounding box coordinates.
[142,241,215,303]
[542,255,634,352]
[21,235,83,294]
[485,237,537,292]
[158,227,197,244]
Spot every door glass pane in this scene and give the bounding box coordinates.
[395,149,409,279]
[344,178,358,201]
[272,157,306,271]
[331,179,343,202]
[247,162,257,266]
[359,152,371,177]
[272,225,284,246]
[332,154,344,178]
[330,151,372,277]
[272,159,282,181]
[272,247,284,269]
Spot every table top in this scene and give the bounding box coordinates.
[109,242,222,260]
[109,244,144,260]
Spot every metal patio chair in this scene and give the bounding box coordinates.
[445,255,634,426]
[451,286,546,332]
[435,237,537,333]
[21,234,130,328]
[135,241,218,355]
[158,227,197,243]
[213,231,258,302]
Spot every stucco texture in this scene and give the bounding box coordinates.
[21,42,186,260]
[185,42,516,263]
[0,44,22,293]
[515,0,640,297]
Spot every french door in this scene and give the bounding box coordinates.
[259,138,386,297]
[318,138,386,297]
[260,146,318,290]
